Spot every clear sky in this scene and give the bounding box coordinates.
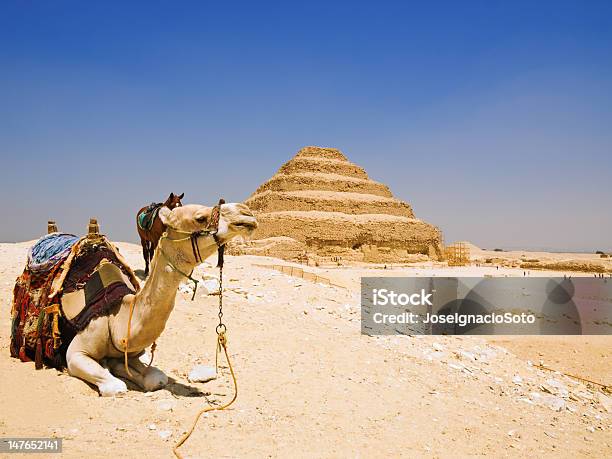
[1,1,611,251]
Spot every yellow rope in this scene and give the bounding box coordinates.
[147,341,157,368]
[121,296,157,377]
[173,332,237,459]
[535,364,611,394]
[122,296,137,378]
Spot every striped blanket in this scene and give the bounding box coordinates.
[10,233,139,369]
[28,233,79,273]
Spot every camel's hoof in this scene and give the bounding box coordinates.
[143,369,168,392]
[99,378,128,397]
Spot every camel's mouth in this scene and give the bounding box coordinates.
[232,220,258,232]
[230,214,258,235]
[224,203,257,235]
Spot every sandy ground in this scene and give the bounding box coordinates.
[0,241,610,458]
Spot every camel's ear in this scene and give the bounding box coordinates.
[178,192,184,199]
[158,206,172,226]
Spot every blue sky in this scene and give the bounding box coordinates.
[1,1,611,251]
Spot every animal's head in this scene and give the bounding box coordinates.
[163,192,184,210]
[158,202,257,264]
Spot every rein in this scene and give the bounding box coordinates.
[173,256,235,459]
[125,198,239,458]
[158,200,236,458]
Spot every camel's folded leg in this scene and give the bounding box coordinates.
[107,356,168,392]
[66,341,127,397]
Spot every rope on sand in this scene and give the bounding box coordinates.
[173,332,237,459]
[534,364,611,394]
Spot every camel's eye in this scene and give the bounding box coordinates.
[195,216,207,223]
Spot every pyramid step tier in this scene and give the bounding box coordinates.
[254,172,393,197]
[278,157,368,179]
[295,146,348,161]
[247,190,415,218]
[252,211,442,255]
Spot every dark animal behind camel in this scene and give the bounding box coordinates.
[136,192,184,276]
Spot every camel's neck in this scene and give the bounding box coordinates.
[121,231,222,351]
[129,247,196,347]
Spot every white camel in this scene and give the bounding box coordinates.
[66,202,257,396]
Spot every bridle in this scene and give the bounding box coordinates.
[157,199,226,301]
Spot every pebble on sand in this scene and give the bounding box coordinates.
[188,365,217,383]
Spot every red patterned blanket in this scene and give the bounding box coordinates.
[10,234,139,369]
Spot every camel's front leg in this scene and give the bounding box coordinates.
[107,355,168,392]
[66,337,127,397]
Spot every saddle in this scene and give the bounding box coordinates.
[138,202,163,231]
[10,233,139,369]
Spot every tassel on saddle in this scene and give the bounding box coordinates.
[34,311,46,369]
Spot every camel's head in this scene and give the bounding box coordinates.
[217,202,259,242]
[158,202,257,264]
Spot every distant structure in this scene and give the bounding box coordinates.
[445,241,470,266]
[230,146,444,263]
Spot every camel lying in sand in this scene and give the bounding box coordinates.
[66,202,257,396]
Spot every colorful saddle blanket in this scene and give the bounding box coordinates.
[10,233,139,369]
[28,233,79,273]
[137,202,163,231]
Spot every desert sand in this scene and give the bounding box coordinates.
[0,240,610,458]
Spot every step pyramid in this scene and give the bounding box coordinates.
[235,146,443,263]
